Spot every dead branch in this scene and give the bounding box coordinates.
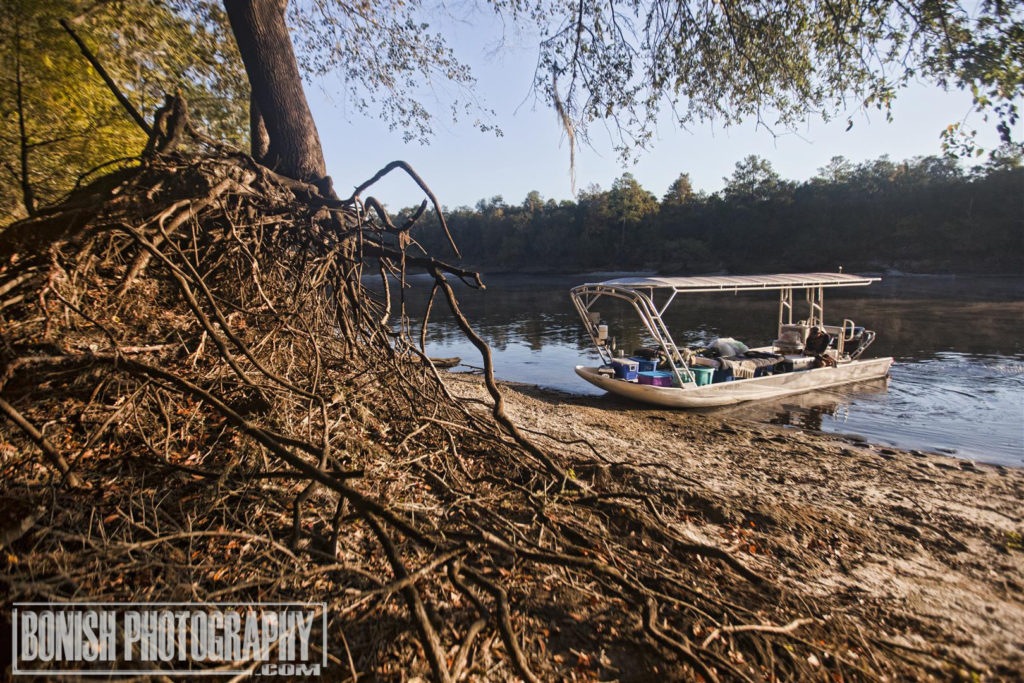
[0,397,81,487]
[59,18,151,136]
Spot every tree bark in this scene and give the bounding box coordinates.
[250,96,270,162]
[224,0,326,182]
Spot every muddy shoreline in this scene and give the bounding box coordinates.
[448,373,1024,677]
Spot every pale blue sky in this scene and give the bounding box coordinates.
[308,8,1017,211]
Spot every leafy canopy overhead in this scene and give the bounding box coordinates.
[236,0,1023,164]
[516,0,1024,160]
[173,0,1022,165]
[283,0,499,144]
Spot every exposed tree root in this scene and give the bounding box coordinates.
[0,132,950,679]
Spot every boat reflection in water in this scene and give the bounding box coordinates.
[707,377,892,432]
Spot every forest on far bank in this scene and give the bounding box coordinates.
[409,153,1023,275]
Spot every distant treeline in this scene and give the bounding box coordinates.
[404,153,1023,274]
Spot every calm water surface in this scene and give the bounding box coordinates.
[386,274,1024,467]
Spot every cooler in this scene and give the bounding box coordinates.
[637,370,673,386]
[630,357,658,373]
[611,358,639,381]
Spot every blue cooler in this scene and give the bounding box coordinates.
[611,358,639,381]
[630,357,658,373]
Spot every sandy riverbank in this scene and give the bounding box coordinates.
[446,373,1024,677]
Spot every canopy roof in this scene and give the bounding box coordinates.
[580,272,879,293]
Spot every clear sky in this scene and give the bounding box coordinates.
[307,7,1017,212]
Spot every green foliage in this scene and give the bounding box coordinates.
[974,143,1024,174]
[510,0,1024,162]
[413,155,1023,275]
[96,1,247,142]
[662,173,696,207]
[0,0,246,223]
[813,157,856,185]
[927,1,1024,155]
[284,0,498,144]
[724,156,791,202]
[1,1,134,219]
[609,173,659,224]
[178,0,1024,173]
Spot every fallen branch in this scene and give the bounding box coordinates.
[0,397,81,487]
[701,617,817,648]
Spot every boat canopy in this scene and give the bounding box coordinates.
[581,272,878,294]
[570,271,881,384]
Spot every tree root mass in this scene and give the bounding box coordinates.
[1,145,1019,681]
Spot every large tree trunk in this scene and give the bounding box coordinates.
[249,97,270,162]
[224,0,326,182]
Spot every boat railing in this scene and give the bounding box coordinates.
[570,284,697,385]
[629,290,696,385]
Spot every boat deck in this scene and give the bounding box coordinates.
[575,356,893,408]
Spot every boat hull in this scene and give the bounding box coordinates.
[575,357,893,408]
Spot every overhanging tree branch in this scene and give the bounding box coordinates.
[59,18,152,137]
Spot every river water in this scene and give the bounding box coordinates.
[386,273,1024,467]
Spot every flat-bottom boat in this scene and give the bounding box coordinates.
[571,272,893,408]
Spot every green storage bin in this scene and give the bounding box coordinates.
[690,366,714,386]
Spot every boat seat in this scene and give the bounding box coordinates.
[773,323,809,354]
